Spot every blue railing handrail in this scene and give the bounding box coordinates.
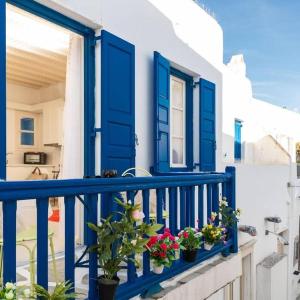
[0,168,236,300]
[0,173,230,200]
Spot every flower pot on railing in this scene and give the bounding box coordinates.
[178,227,202,263]
[152,264,164,274]
[204,242,214,251]
[182,249,198,262]
[97,275,120,300]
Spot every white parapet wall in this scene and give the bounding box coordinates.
[257,253,288,300]
[142,253,242,300]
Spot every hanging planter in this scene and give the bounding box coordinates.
[182,249,198,262]
[97,276,120,300]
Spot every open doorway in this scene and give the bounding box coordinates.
[4,3,86,286]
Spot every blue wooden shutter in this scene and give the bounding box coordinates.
[154,52,170,173]
[0,1,5,180]
[200,79,216,171]
[101,30,135,176]
[234,120,242,160]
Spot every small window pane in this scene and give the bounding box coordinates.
[21,118,34,131]
[172,137,184,164]
[172,109,183,137]
[172,79,184,108]
[21,132,34,146]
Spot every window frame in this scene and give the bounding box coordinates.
[18,113,37,148]
[169,68,193,172]
[234,119,242,161]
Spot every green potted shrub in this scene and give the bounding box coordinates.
[178,227,202,262]
[146,228,179,274]
[88,197,162,300]
[33,281,78,299]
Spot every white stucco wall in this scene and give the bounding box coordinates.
[11,1,300,298]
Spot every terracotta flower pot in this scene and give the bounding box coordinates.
[204,242,214,251]
[153,264,164,274]
[182,249,198,262]
[97,275,120,300]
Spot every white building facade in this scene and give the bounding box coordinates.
[1,0,300,299]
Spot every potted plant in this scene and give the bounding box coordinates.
[201,214,226,250]
[146,228,179,274]
[219,197,241,230]
[33,281,78,299]
[178,227,202,262]
[88,197,162,300]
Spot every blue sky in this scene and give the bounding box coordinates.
[199,0,300,111]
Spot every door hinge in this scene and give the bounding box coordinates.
[91,128,101,137]
[93,35,101,46]
[193,81,200,88]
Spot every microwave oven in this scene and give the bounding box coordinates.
[24,152,47,165]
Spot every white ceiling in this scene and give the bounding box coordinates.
[6,5,71,89]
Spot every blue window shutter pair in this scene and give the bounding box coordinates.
[154,52,171,173]
[101,30,135,176]
[234,120,242,160]
[200,79,216,172]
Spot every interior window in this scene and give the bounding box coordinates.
[170,75,186,167]
[20,117,34,146]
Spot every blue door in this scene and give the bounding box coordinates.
[200,79,216,172]
[101,30,135,176]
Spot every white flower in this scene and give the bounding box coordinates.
[5,291,14,300]
[132,210,145,221]
[131,240,137,246]
[5,283,15,290]
[128,200,132,205]
[23,289,31,298]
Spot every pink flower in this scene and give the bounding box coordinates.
[132,210,145,221]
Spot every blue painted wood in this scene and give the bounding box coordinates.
[198,185,204,229]
[3,201,16,283]
[225,167,238,253]
[179,187,186,229]
[0,174,229,201]
[234,120,242,160]
[170,68,194,171]
[101,30,135,176]
[87,194,98,300]
[200,79,216,171]
[127,191,137,283]
[189,186,195,227]
[207,184,212,221]
[212,183,219,214]
[0,169,234,300]
[65,196,75,287]
[142,190,150,275]
[185,187,191,227]
[168,187,177,234]
[0,0,6,180]
[36,198,49,289]
[154,52,170,173]
[156,189,164,230]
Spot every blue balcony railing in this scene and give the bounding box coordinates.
[0,166,237,299]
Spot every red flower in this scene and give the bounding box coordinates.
[160,243,168,251]
[153,251,159,257]
[183,232,189,239]
[173,243,179,250]
[147,236,158,247]
[159,252,166,258]
[169,235,175,241]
